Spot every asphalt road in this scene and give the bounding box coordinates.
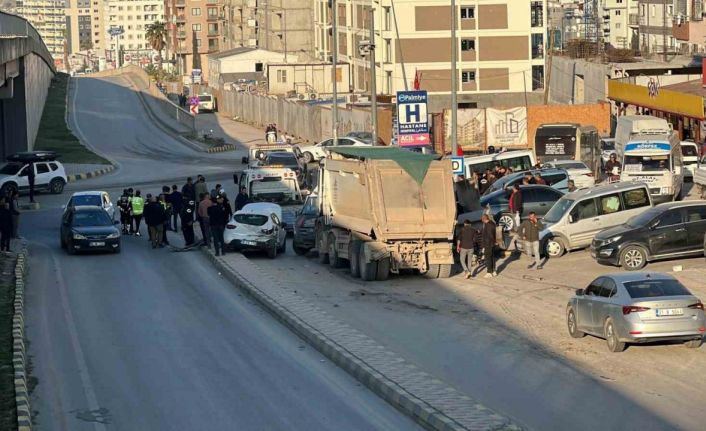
[22,76,420,431]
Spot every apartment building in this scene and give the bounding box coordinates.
[638,0,677,54]
[64,0,106,54]
[314,0,546,110]
[17,0,67,67]
[221,0,314,60]
[672,0,706,54]
[164,0,223,79]
[106,0,164,56]
[601,0,639,49]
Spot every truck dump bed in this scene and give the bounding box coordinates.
[322,147,455,242]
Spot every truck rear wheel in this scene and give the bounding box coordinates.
[328,234,345,268]
[437,264,453,279]
[376,257,390,281]
[359,246,378,281]
[422,264,441,279]
[349,240,362,277]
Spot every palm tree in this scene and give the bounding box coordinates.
[145,21,167,69]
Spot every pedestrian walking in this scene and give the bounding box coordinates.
[160,189,171,245]
[194,175,209,201]
[508,183,523,229]
[234,186,249,211]
[169,185,183,232]
[9,190,20,239]
[182,177,196,203]
[481,214,498,278]
[27,162,36,203]
[127,188,135,233]
[456,220,478,279]
[518,211,544,270]
[180,197,196,246]
[144,196,166,248]
[118,189,131,234]
[131,190,145,236]
[0,198,13,251]
[208,195,228,256]
[198,193,213,247]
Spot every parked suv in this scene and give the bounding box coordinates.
[591,201,706,270]
[0,152,67,196]
[483,168,570,195]
[538,182,653,258]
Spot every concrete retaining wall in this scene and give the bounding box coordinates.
[24,53,53,151]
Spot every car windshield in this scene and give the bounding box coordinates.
[0,163,22,175]
[72,210,112,227]
[543,198,574,223]
[624,155,670,172]
[602,141,615,151]
[681,145,698,157]
[624,279,691,298]
[198,95,212,102]
[480,189,509,207]
[250,178,301,205]
[234,214,269,226]
[265,154,299,168]
[71,195,102,207]
[625,207,661,228]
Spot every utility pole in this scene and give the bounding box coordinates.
[369,7,378,146]
[450,0,458,156]
[332,0,339,145]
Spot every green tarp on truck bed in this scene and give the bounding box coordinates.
[328,147,441,185]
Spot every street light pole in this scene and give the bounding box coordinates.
[450,0,458,156]
[369,7,378,146]
[332,0,339,145]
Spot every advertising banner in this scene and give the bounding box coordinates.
[445,108,486,151]
[486,107,527,148]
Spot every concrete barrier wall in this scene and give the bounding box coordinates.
[24,52,53,150]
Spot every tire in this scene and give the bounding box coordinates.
[349,240,362,278]
[302,152,314,164]
[316,229,329,264]
[620,246,647,271]
[437,264,453,279]
[50,178,65,194]
[605,319,626,352]
[376,257,391,281]
[328,234,344,268]
[293,244,309,256]
[545,237,566,258]
[567,308,586,338]
[66,240,75,255]
[422,264,442,279]
[497,213,515,232]
[685,338,703,349]
[359,245,378,281]
[267,244,277,259]
[0,183,18,198]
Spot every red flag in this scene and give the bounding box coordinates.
[456,145,464,156]
[413,70,421,90]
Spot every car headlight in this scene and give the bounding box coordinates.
[106,232,120,239]
[73,233,87,240]
[603,235,622,245]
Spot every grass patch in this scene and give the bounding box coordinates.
[34,73,110,165]
[0,254,18,430]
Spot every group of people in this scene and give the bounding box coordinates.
[0,190,21,252]
[117,175,244,255]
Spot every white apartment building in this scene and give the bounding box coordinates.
[106,0,164,52]
[314,0,547,110]
[65,0,106,54]
[601,0,640,49]
[638,0,677,54]
[17,0,67,67]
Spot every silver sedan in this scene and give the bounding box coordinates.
[566,272,705,352]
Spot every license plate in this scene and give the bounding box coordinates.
[241,240,257,246]
[656,308,684,317]
[89,241,105,247]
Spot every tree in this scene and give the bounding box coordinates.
[145,21,167,68]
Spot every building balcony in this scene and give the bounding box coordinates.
[629,13,640,26]
[175,0,185,5]
[207,15,219,22]
[176,31,186,39]
[208,30,220,37]
[175,15,185,23]
[673,21,690,41]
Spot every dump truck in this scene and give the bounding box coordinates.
[314,147,456,281]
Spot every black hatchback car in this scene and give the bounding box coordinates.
[60,206,121,254]
[591,201,706,270]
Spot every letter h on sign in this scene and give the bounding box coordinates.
[405,104,421,123]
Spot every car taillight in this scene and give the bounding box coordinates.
[688,302,704,310]
[622,306,650,315]
[226,224,236,229]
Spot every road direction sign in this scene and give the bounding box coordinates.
[190,104,199,115]
[396,90,430,147]
[451,156,465,175]
[108,26,124,37]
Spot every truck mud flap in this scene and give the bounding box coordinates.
[361,242,390,263]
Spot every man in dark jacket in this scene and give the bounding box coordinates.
[169,185,183,232]
[508,183,523,229]
[182,177,196,202]
[481,214,498,278]
[27,162,36,203]
[456,220,478,279]
[180,198,196,246]
[144,196,166,248]
[518,211,544,269]
[0,197,13,251]
[234,187,249,211]
[118,189,131,234]
[207,196,228,256]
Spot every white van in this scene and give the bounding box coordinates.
[680,141,700,180]
[537,182,653,258]
[197,94,216,112]
[463,150,536,178]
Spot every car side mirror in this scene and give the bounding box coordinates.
[575,288,584,296]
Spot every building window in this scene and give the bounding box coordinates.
[651,5,656,17]
[384,7,391,31]
[196,38,202,47]
[531,2,543,27]
[461,39,475,51]
[460,7,475,19]
[616,23,621,29]
[255,62,264,72]
[277,69,287,83]
[192,8,201,16]
[461,71,476,82]
[615,10,621,16]
[192,23,201,31]
[208,7,218,17]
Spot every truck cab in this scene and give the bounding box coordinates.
[235,167,303,231]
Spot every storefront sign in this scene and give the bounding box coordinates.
[608,80,704,119]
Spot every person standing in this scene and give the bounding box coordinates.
[481,214,498,278]
[508,183,523,229]
[518,211,544,270]
[198,193,213,247]
[208,195,228,256]
[144,196,166,248]
[9,190,20,239]
[194,175,209,202]
[118,189,131,234]
[533,173,547,185]
[182,177,196,203]
[210,183,222,201]
[27,162,36,203]
[159,189,171,246]
[0,198,13,251]
[169,185,183,232]
[180,197,196,246]
[234,186,249,211]
[127,188,135,233]
[567,180,577,193]
[220,192,233,220]
[131,190,145,236]
[456,220,478,279]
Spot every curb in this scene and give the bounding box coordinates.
[206,144,236,154]
[200,248,522,431]
[12,243,31,431]
[66,165,116,182]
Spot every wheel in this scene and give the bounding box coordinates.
[685,339,703,349]
[316,229,329,264]
[267,244,277,259]
[376,257,391,281]
[293,244,309,256]
[66,240,75,255]
[605,319,626,352]
[349,240,362,278]
[497,213,515,232]
[567,308,585,338]
[620,246,647,271]
[359,245,378,281]
[302,152,314,164]
[0,183,18,198]
[422,264,442,279]
[437,264,453,279]
[328,234,344,268]
[50,178,65,194]
[545,237,566,258]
